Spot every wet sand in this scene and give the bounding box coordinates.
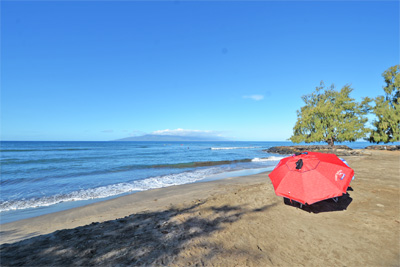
[1,150,399,266]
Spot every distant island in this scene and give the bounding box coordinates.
[114,134,229,142]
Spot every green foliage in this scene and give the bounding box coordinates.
[290,82,369,147]
[367,65,400,143]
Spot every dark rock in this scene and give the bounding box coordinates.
[364,145,400,151]
[264,145,364,156]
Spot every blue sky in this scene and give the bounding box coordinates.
[1,1,399,141]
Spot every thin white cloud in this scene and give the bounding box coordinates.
[101,130,114,133]
[243,95,264,101]
[152,128,223,137]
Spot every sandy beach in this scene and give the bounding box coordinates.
[1,149,399,266]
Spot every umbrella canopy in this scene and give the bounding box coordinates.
[268,151,354,205]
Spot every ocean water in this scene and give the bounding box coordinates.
[0,141,370,223]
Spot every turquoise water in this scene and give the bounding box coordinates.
[0,141,370,223]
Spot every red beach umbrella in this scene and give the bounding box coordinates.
[268,151,354,205]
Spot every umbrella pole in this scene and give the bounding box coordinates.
[289,198,303,208]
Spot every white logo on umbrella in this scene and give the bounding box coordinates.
[335,170,345,181]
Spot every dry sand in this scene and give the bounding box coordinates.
[1,150,399,266]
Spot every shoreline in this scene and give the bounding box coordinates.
[0,166,274,225]
[0,170,271,245]
[2,142,397,224]
[1,150,399,266]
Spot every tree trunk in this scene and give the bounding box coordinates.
[327,138,335,148]
[327,138,336,154]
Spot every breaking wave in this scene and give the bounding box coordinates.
[210,146,261,150]
[0,167,241,212]
[0,156,281,212]
[252,156,284,162]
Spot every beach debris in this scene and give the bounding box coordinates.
[365,145,400,151]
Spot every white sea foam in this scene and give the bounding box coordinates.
[0,168,224,212]
[252,156,284,162]
[0,156,284,212]
[211,146,261,150]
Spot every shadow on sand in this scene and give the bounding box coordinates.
[0,201,276,266]
[283,192,353,213]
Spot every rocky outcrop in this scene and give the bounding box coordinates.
[264,145,364,156]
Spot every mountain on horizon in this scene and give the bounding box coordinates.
[114,134,229,142]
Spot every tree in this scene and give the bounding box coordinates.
[290,82,369,147]
[367,65,400,143]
